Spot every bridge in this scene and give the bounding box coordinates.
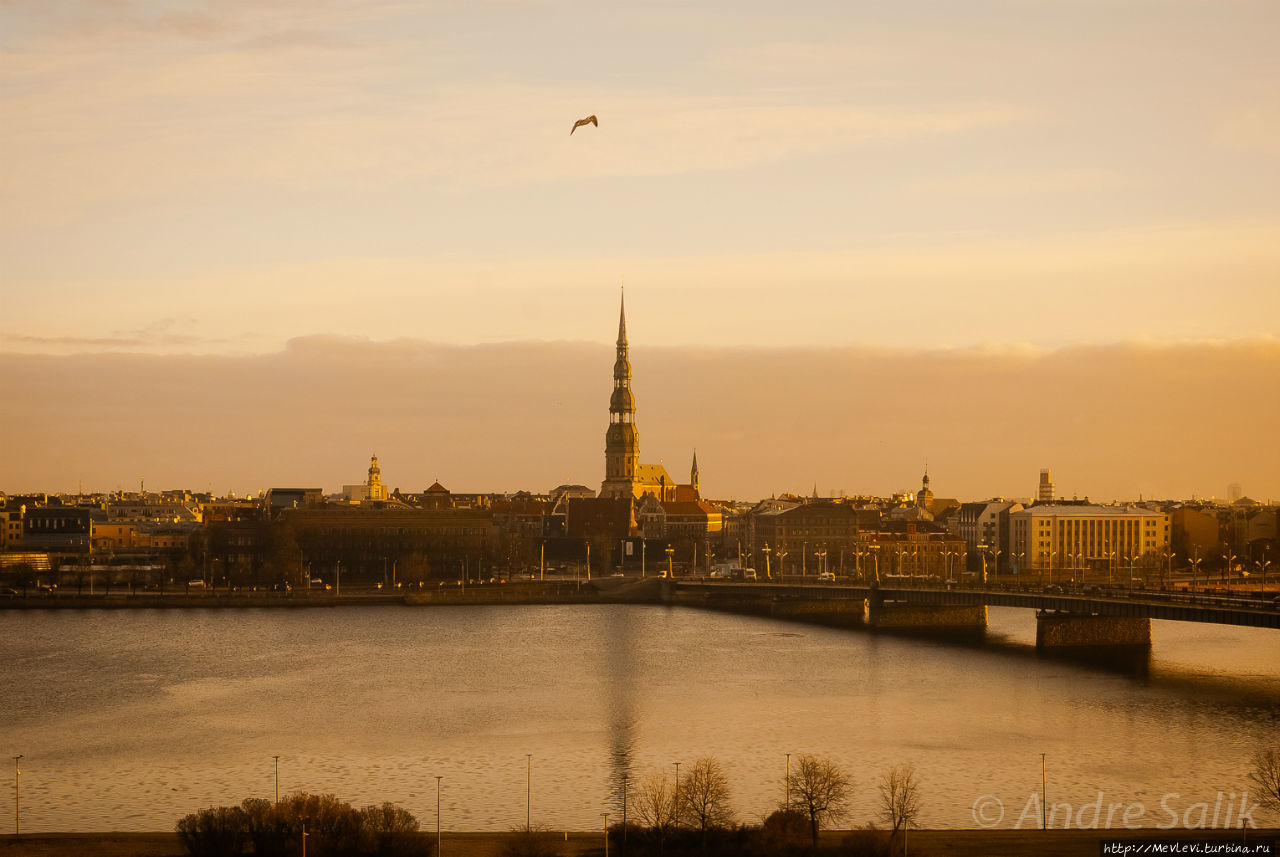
[667,580,1280,649]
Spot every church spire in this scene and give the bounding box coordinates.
[602,289,639,498]
[617,285,628,346]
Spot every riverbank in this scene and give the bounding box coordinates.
[0,578,665,610]
[3,828,1275,856]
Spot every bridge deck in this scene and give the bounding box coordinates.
[673,581,1280,629]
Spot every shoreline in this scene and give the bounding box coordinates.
[3,828,1275,857]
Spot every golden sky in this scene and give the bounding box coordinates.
[2,1,1278,498]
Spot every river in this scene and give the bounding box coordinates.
[2,604,1278,832]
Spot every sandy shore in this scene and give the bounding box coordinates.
[2,828,1275,856]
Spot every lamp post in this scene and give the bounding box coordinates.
[621,777,629,857]
[526,755,532,831]
[762,544,772,580]
[12,755,21,835]
[273,755,279,805]
[673,762,680,829]
[665,545,674,580]
[785,753,791,809]
[602,813,610,857]
[1040,754,1047,830]
[436,776,443,856]
[301,818,309,857]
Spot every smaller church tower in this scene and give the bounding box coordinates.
[690,450,700,498]
[916,465,934,509]
[367,454,388,502]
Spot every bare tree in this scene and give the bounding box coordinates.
[787,754,852,847]
[1251,746,1280,814]
[879,763,922,855]
[634,770,677,850]
[677,756,734,844]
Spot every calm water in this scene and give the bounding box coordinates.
[2,604,1278,832]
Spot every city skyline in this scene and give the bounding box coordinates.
[3,329,1277,503]
[2,1,1278,500]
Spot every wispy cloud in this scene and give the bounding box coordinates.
[902,168,1133,200]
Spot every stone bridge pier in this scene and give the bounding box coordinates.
[866,589,987,635]
[1035,611,1151,650]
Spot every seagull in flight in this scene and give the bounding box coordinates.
[570,114,598,135]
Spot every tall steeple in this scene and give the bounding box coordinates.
[690,449,700,497]
[601,288,640,498]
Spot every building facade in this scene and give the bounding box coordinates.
[1009,504,1170,580]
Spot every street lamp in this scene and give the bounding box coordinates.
[762,544,772,580]
[273,755,280,805]
[602,812,611,857]
[12,755,21,835]
[436,776,443,856]
[673,762,681,829]
[526,755,532,831]
[621,777,629,857]
[785,753,791,809]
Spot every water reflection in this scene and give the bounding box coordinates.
[603,603,638,816]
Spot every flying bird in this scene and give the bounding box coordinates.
[570,114,598,135]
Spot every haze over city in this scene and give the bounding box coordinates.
[2,0,1278,499]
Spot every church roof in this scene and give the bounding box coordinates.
[634,463,673,486]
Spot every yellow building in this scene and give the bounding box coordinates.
[1010,504,1170,580]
